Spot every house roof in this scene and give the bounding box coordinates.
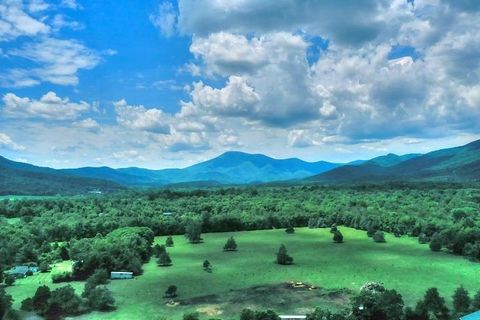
[10,266,29,274]
[460,311,480,320]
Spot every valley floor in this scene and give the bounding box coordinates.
[7,227,480,320]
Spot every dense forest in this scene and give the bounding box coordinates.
[1,182,479,271]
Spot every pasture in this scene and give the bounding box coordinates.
[7,227,480,320]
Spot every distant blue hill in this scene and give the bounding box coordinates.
[308,140,480,183]
[63,151,343,185]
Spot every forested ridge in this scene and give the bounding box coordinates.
[1,182,480,270]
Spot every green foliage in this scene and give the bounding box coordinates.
[429,233,443,252]
[333,230,344,243]
[86,286,115,311]
[0,287,13,320]
[70,227,153,279]
[276,244,293,265]
[185,220,202,243]
[165,285,177,298]
[183,312,199,320]
[82,269,109,298]
[223,236,238,251]
[158,251,172,267]
[473,290,480,310]
[415,288,449,320]
[373,231,386,243]
[351,288,404,320]
[307,308,346,320]
[239,308,279,320]
[452,286,470,315]
[203,260,211,272]
[51,271,72,283]
[4,275,15,286]
[166,236,174,247]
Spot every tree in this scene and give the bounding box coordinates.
[351,288,404,320]
[59,246,69,260]
[4,275,15,286]
[183,312,199,320]
[166,236,174,247]
[285,222,295,234]
[307,308,346,320]
[0,266,3,284]
[241,308,256,320]
[185,220,202,243]
[333,230,343,243]
[39,260,50,273]
[429,233,443,252]
[276,244,293,265]
[82,269,109,297]
[367,224,377,237]
[472,290,480,310]
[416,288,449,320]
[158,251,172,267]
[0,287,13,320]
[153,244,166,257]
[330,224,338,233]
[203,260,211,272]
[418,233,430,244]
[87,287,115,311]
[49,285,82,317]
[373,231,386,243]
[452,286,470,315]
[223,236,238,251]
[165,285,178,298]
[31,285,51,314]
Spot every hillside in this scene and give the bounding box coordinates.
[309,140,480,183]
[0,156,124,195]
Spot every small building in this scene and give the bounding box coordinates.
[279,316,307,320]
[460,311,480,320]
[8,265,38,278]
[110,271,133,280]
[162,212,174,216]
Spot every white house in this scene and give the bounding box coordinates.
[110,271,133,279]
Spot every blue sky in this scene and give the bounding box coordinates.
[1,0,479,168]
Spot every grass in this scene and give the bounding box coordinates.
[7,227,480,320]
[6,261,80,310]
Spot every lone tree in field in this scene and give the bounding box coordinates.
[333,230,343,243]
[373,231,386,243]
[223,236,238,251]
[185,220,202,243]
[166,236,174,247]
[276,244,293,265]
[165,285,177,298]
[158,251,172,267]
[452,286,470,315]
[203,260,212,272]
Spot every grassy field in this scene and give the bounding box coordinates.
[6,261,81,310]
[7,227,480,320]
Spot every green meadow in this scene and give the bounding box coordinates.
[7,227,480,320]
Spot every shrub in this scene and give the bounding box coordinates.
[51,271,73,283]
[373,231,386,243]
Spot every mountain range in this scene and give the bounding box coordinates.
[1,139,479,195]
[309,139,480,183]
